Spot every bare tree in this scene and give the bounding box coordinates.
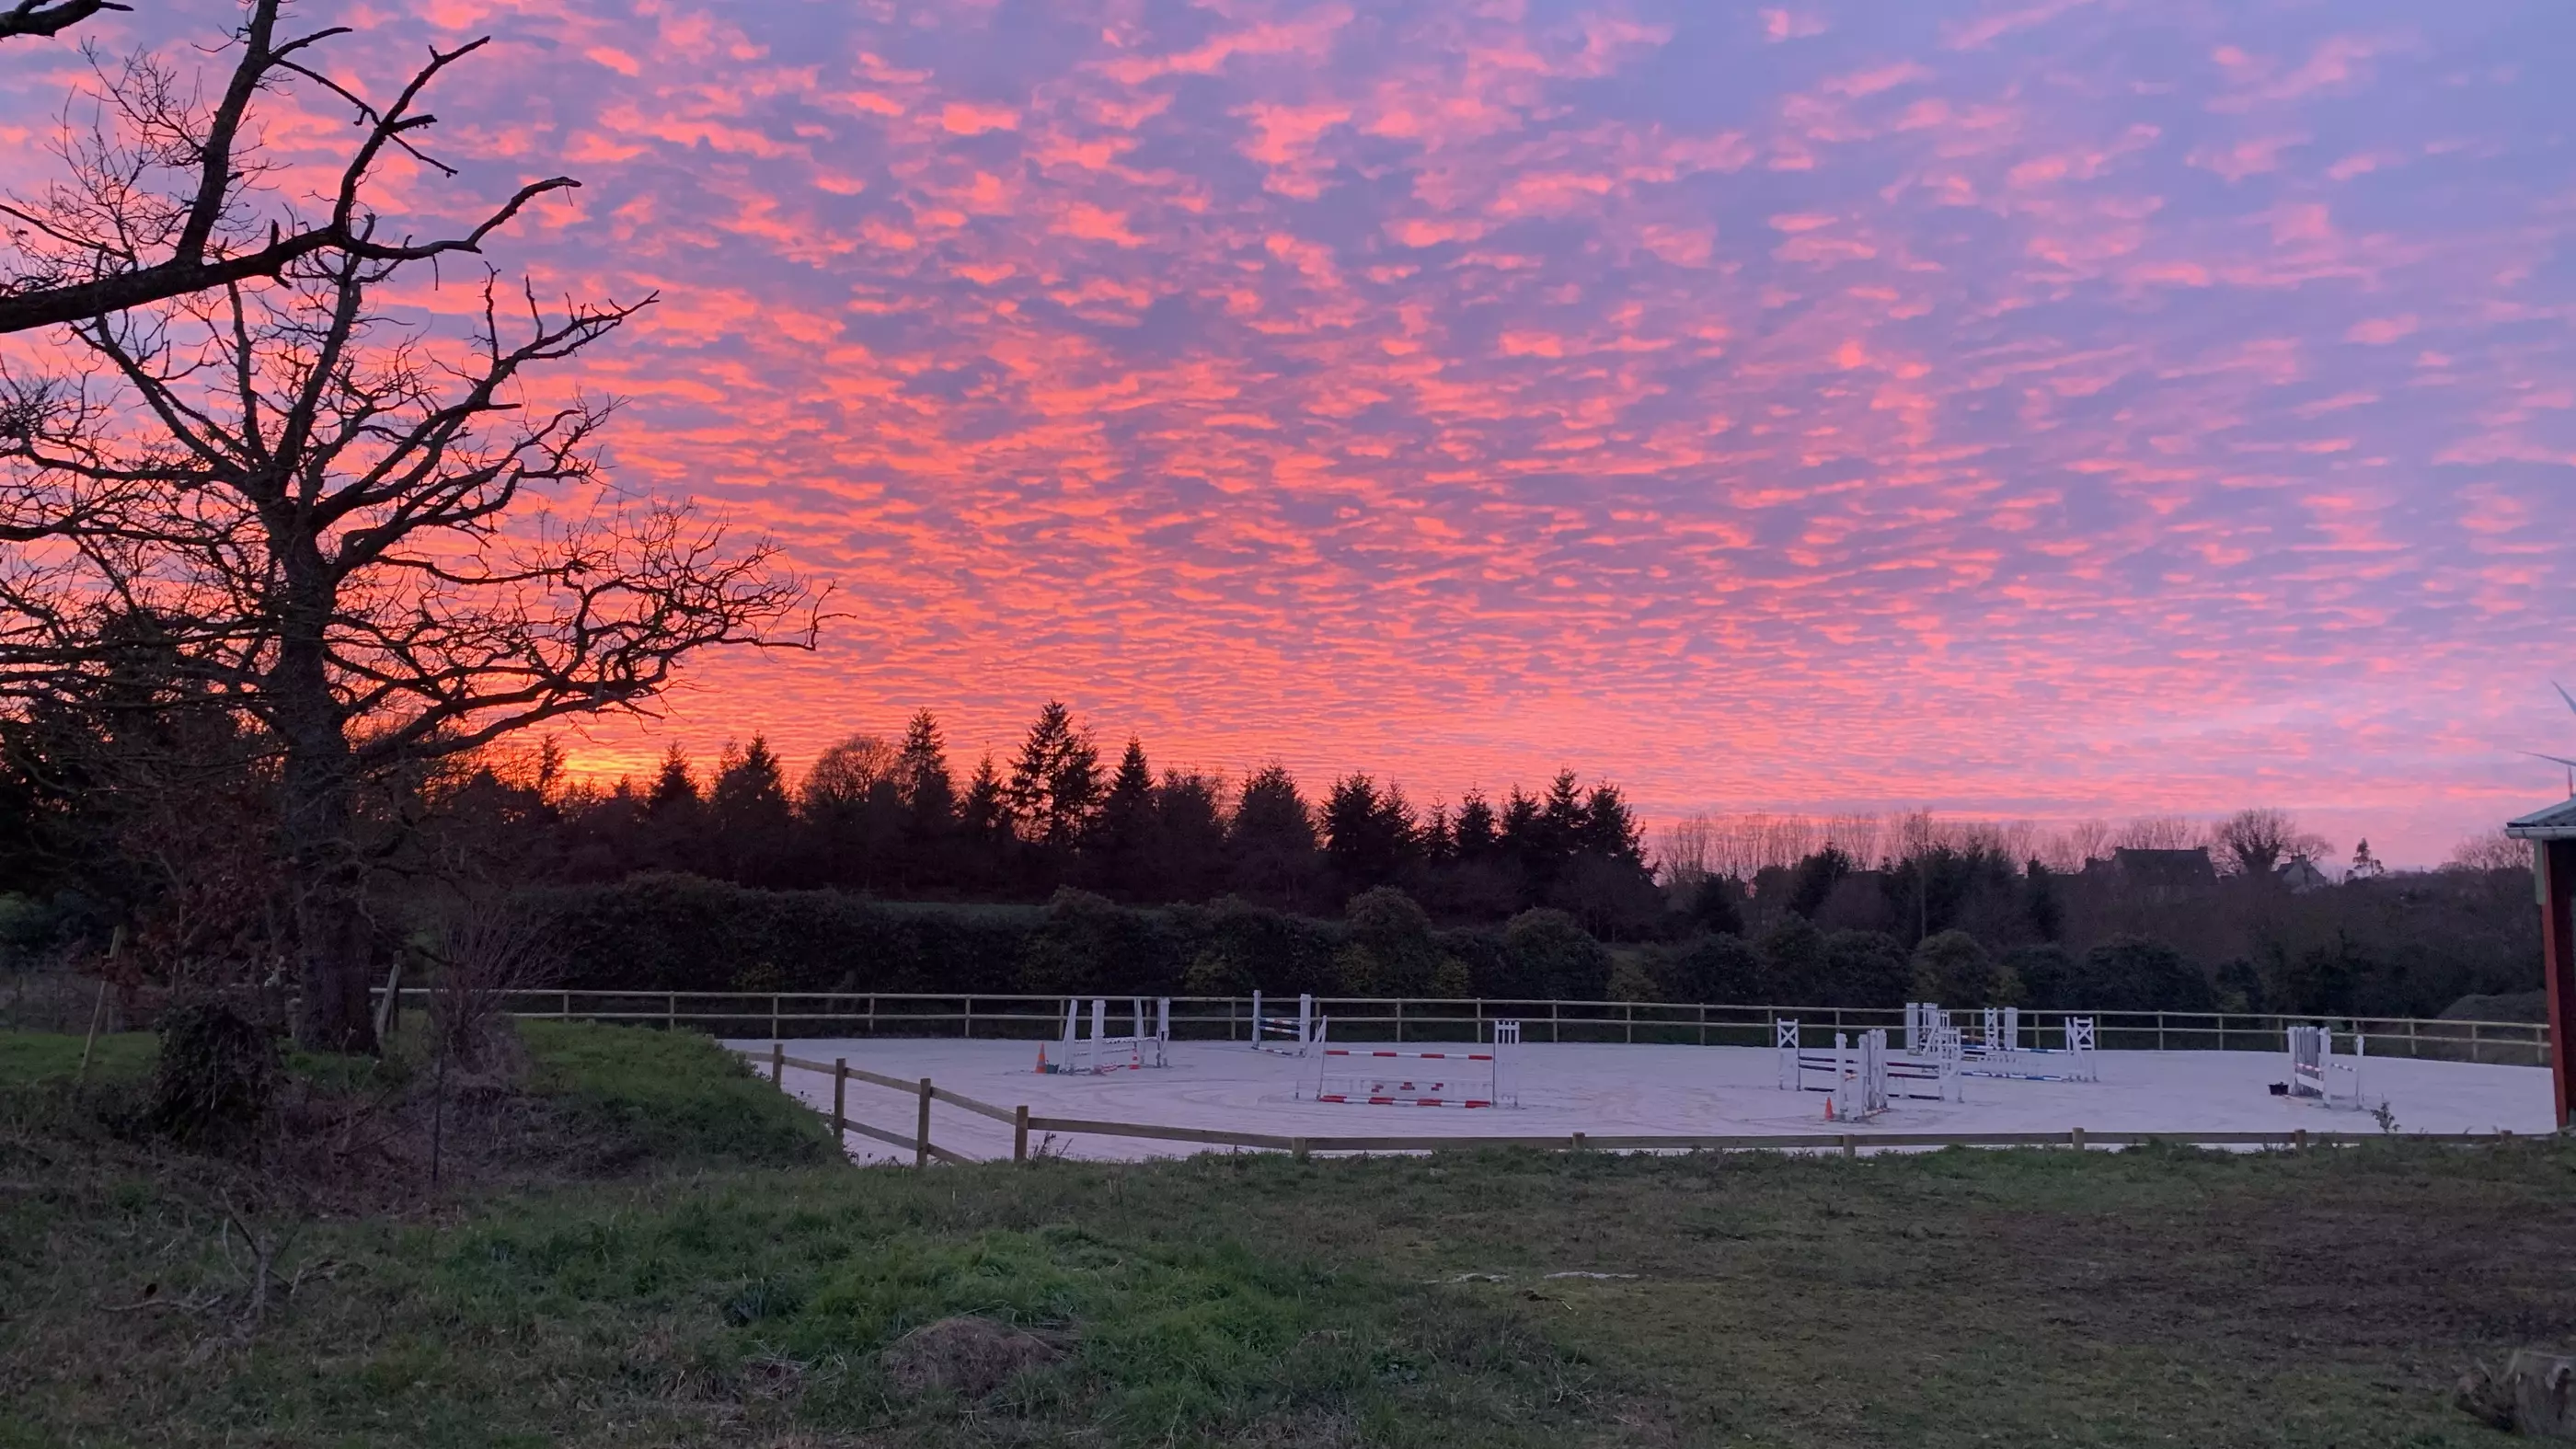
[423,902,556,1070]
[1,239,813,1049]
[2114,814,2203,852]
[2,0,573,335]
[2210,807,2332,879]
[0,0,124,44]
[2446,830,2527,873]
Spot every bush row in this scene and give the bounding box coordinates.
[526,877,2408,1018]
[527,876,1618,1002]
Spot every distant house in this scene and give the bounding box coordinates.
[2077,846,2219,903]
[2112,846,2218,897]
[2276,855,2331,894]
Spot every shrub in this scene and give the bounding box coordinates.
[1909,929,2018,1007]
[1503,909,1612,1000]
[1605,960,1659,1003]
[1823,930,1911,1008]
[1652,933,1765,1003]
[2004,943,2075,1008]
[2071,936,2214,1013]
[1756,916,1827,1002]
[148,996,278,1148]
[1342,888,1437,995]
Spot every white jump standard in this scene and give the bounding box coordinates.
[1250,991,1323,1056]
[2285,1024,2366,1110]
[1041,997,1170,1075]
[1303,1020,1519,1108]
[1777,1020,1913,1118]
[1905,1002,2099,1084]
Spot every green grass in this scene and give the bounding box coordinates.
[4,1020,2572,1445]
[519,1019,839,1168]
[0,1028,155,1086]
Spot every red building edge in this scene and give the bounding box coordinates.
[2504,798,2576,1131]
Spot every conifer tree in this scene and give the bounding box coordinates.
[1093,737,1157,897]
[1229,762,1319,907]
[646,744,698,813]
[957,753,1012,890]
[1453,789,1499,858]
[1006,701,1101,847]
[896,709,956,830]
[708,737,793,884]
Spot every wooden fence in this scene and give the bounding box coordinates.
[755,1044,2534,1167]
[391,988,2557,1067]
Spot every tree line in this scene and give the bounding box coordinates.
[428,702,1669,935]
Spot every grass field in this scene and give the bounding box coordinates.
[3,1022,2570,1446]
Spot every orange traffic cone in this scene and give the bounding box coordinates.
[1823,1097,1836,1121]
[1035,1043,1049,1075]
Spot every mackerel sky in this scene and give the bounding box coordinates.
[6,0,2574,862]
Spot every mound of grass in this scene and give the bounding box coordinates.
[518,1019,836,1169]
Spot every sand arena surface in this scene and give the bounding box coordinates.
[730,1035,2557,1164]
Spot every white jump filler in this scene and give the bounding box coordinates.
[1303,1019,1520,1108]
[1041,996,1170,1074]
[2285,1024,2365,1110]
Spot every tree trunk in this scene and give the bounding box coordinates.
[275,624,376,1053]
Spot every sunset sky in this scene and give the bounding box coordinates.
[6,0,2573,864]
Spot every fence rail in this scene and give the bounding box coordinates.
[385,987,2556,1067]
[753,1047,2536,1167]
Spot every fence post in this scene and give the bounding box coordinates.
[2069,1127,2086,1151]
[1839,1133,1855,1159]
[2294,1127,2308,1153]
[869,995,878,1037]
[1552,999,1560,1044]
[964,998,973,1040]
[915,1078,933,1169]
[833,1058,847,1142]
[1292,1137,1309,1163]
[771,994,780,1041]
[560,990,571,1020]
[1698,1003,1707,1047]
[1626,1002,1634,1045]
[1571,1132,1587,1152]
[1395,997,1403,1044]
[2470,1022,2482,1065]
[770,1041,784,1086]
[1014,1105,1029,1163]
[668,992,677,1030]
[2156,1013,2166,1052]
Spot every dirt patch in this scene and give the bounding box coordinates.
[880,1316,1066,1398]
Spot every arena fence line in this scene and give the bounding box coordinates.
[386,988,2554,1067]
[753,1044,2534,1167]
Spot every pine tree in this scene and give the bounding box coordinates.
[1153,768,1229,902]
[1324,773,1419,894]
[708,736,794,883]
[1092,737,1157,896]
[645,743,698,813]
[1006,700,1101,848]
[1577,783,1646,864]
[960,753,1008,844]
[640,742,701,873]
[896,709,956,838]
[957,753,1012,889]
[1453,789,1498,858]
[1229,762,1318,907]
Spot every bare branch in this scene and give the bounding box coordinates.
[0,0,128,43]
[1,1,579,335]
